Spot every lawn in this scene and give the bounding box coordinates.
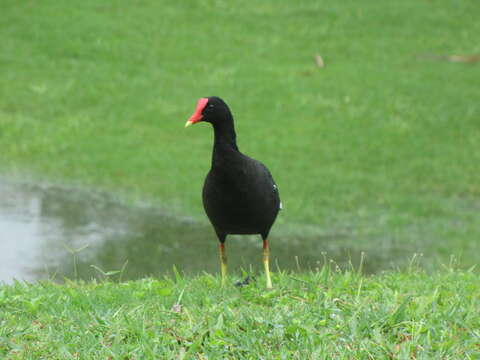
[1,268,479,358]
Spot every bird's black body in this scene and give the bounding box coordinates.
[199,97,280,242]
[203,149,280,240]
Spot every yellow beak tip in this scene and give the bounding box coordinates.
[185,120,193,128]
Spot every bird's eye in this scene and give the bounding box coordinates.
[208,104,214,109]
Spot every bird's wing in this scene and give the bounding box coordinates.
[243,156,281,209]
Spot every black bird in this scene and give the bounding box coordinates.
[185,97,281,289]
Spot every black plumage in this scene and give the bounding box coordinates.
[185,96,281,288]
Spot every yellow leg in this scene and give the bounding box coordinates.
[219,243,227,286]
[263,239,273,289]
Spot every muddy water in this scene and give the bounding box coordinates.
[0,181,410,283]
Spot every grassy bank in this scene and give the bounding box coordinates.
[1,268,478,358]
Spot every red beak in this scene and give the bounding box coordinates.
[185,98,209,128]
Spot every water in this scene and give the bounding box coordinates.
[0,181,414,284]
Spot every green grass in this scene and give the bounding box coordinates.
[1,267,478,359]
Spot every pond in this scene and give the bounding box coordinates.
[0,180,417,284]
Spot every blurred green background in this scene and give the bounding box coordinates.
[1,0,479,275]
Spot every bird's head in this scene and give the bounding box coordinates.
[185,96,232,128]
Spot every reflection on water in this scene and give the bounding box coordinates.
[0,181,412,283]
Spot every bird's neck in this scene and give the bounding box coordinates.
[212,120,239,167]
